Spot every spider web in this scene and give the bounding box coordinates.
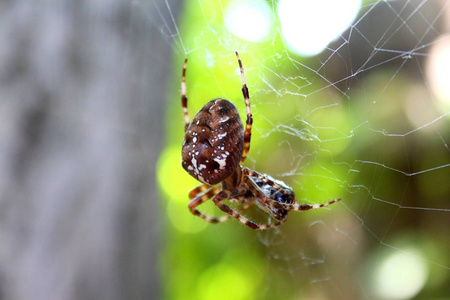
[154,0,450,299]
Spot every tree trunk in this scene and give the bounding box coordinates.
[0,1,180,299]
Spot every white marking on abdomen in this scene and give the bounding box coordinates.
[214,157,227,170]
[217,132,227,139]
[219,116,230,123]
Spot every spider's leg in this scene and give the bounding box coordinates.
[188,183,210,200]
[188,186,254,223]
[213,188,286,230]
[188,186,231,223]
[181,58,190,130]
[287,198,341,211]
[229,190,255,212]
[189,187,228,223]
[235,51,252,165]
[244,179,279,207]
[242,168,283,209]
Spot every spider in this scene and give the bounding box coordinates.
[181,51,341,230]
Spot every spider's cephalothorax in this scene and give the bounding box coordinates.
[180,52,340,230]
[244,170,295,220]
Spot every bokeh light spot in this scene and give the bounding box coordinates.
[157,146,207,233]
[157,146,197,203]
[278,0,361,56]
[225,0,272,42]
[167,198,207,233]
[374,251,429,299]
[426,36,450,112]
[197,262,255,300]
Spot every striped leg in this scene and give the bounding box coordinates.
[284,198,341,211]
[181,58,190,130]
[235,51,252,165]
[188,186,228,223]
[188,186,254,224]
[213,189,286,230]
[242,170,278,209]
[188,184,210,199]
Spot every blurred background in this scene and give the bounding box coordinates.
[1,1,449,299]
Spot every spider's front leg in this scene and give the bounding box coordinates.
[284,198,342,212]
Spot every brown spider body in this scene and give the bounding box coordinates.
[182,99,244,185]
[180,52,340,230]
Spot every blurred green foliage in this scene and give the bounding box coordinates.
[157,1,449,299]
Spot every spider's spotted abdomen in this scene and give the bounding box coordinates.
[182,99,244,185]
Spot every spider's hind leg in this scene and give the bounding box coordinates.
[235,51,252,165]
[181,58,190,130]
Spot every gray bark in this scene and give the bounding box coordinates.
[0,1,180,299]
